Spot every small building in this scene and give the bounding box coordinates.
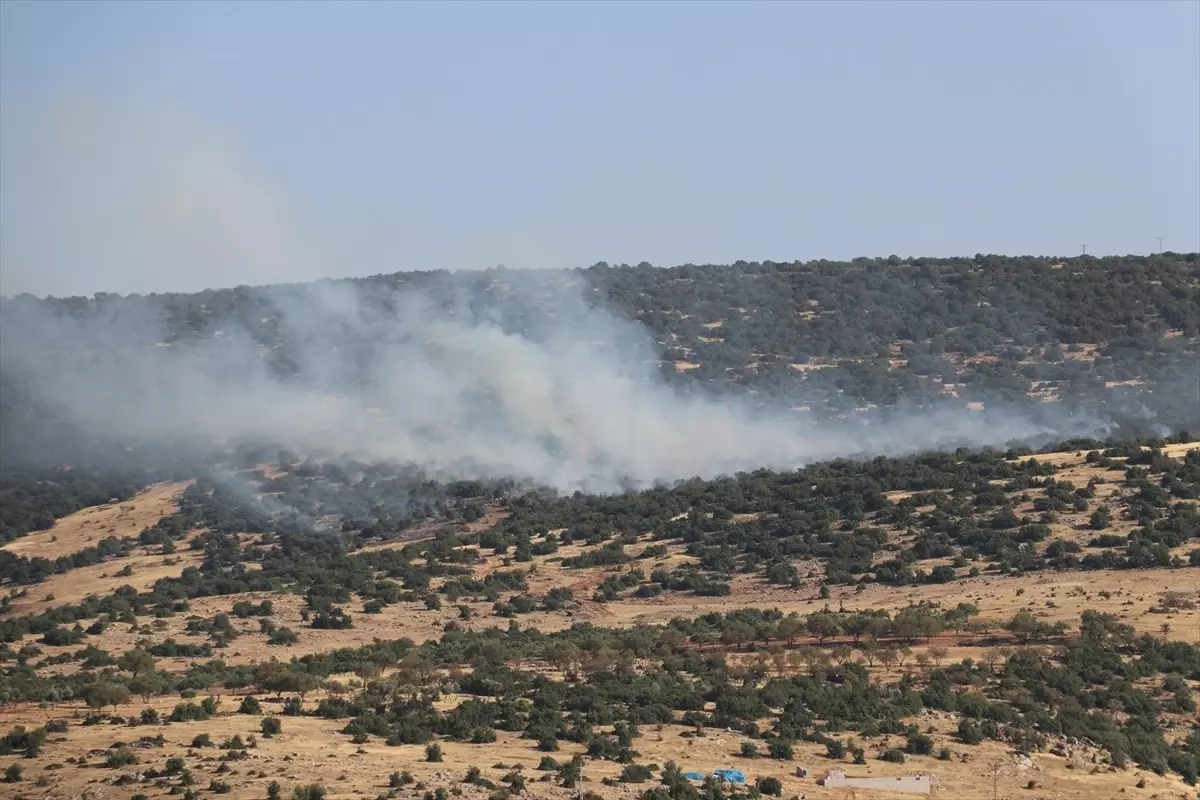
[819,770,931,795]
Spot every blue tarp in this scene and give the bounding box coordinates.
[683,772,706,781]
[712,769,746,784]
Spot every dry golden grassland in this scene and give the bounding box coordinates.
[2,448,1198,799]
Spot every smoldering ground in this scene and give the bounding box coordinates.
[0,271,1111,493]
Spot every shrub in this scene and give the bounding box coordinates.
[293,785,327,800]
[905,732,934,756]
[880,748,906,763]
[739,742,759,758]
[261,718,282,738]
[268,628,299,646]
[170,702,210,723]
[958,719,983,745]
[619,764,654,783]
[426,743,443,762]
[470,726,497,744]
[756,776,782,796]
[768,739,794,760]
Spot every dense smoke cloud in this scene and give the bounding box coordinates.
[1,272,1109,493]
[0,98,1111,489]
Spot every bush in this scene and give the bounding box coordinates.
[268,628,299,646]
[739,742,759,759]
[426,743,443,762]
[619,764,654,783]
[768,739,794,760]
[261,718,282,738]
[958,719,983,745]
[238,696,262,715]
[4,764,22,783]
[104,747,137,768]
[293,785,327,800]
[470,726,497,744]
[756,776,782,796]
[880,748,906,763]
[171,702,210,723]
[905,732,934,755]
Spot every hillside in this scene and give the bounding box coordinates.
[2,254,1199,473]
[1,256,1199,800]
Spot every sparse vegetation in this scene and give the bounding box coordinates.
[0,255,1197,800]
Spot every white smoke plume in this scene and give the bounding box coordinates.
[0,96,1110,491]
[1,272,1109,492]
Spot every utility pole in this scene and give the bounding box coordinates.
[1156,236,1164,254]
[1080,244,1088,256]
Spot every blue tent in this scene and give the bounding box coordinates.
[712,769,746,784]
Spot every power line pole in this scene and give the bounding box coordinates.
[1080,244,1088,256]
[1156,236,1164,254]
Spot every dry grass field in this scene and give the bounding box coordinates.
[1,481,187,561]
[2,447,1198,800]
[2,702,1196,800]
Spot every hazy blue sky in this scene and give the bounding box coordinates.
[1,0,1197,297]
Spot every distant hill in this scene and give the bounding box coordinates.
[2,254,1199,799]
[2,253,1197,473]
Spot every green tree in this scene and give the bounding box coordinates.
[117,647,155,678]
[79,681,130,713]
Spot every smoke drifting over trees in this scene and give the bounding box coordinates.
[1,271,1113,493]
[1,101,1194,489]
